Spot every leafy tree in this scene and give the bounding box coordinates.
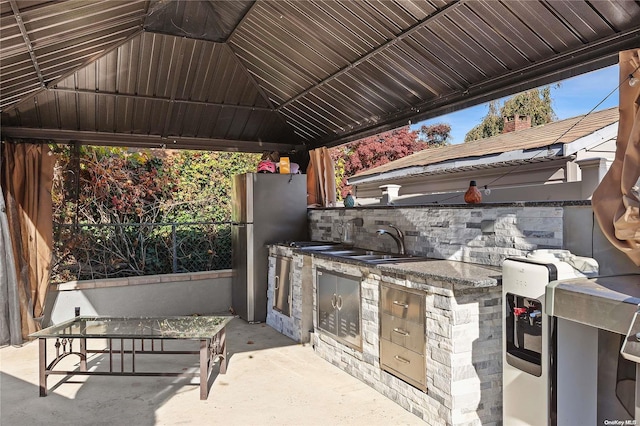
[50,146,260,281]
[463,100,503,142]
[330,123,451,198]
[169,150,260,222]
[52,146,177,225]
[417,122,451,147]
[464,86,557,142]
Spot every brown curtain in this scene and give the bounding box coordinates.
[592,49,640,266]
[306,147,336,207]
[1,142,55,342]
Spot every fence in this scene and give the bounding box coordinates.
[51,221,232,284]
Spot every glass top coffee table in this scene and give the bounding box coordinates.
[30,316,233,400]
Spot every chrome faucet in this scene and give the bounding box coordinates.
[376,225,405,255]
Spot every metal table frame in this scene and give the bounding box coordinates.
[30,316,231,400]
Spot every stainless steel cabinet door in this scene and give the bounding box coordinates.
[274,256,292,316]
[336,275,361,349]
[317,270,337,335]
[316,269,361,351]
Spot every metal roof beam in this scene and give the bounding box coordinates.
[277,0,466,111]
[321,26,640,148]
[9,0,45,89]
[47,88,274,112]
[0,127,294,153]
[226,0,258,43]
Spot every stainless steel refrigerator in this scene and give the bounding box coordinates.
[231,173,308,322]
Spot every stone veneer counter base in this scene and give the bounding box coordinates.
[268,245,503,425]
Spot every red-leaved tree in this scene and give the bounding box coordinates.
[330,123,451,198]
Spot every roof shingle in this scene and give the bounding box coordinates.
[351,107,619,179]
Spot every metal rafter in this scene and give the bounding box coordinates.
[48,87,275,111]
[318,26,640,148]
[276,0,466,111]
[225,0,258,43]
[223,43,279,112]
[0,127,295,153]
[222,44,288,126]
[9,0,45,89]
[222,1,282,113]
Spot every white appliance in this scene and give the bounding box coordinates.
[231,173,308,323]
[502,249,598,425]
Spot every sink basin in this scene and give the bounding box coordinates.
[322,249,375,256]
[323,251,428,264]
[290,242,429,264]
[365,255,429,264]
[293,242,344,251]
[347,253,426,263]
[298,244,342,251]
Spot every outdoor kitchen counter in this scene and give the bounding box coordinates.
[275,244,501,288]
[361,257,501,288]
[268,243,504,424]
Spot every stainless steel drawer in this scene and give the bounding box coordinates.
[380,313,425,354]
[380,285,424,322]
[380,339,426,390]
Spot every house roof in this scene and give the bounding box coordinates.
[349,107,619,184]
[1,1,638,153]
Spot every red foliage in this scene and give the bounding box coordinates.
[330,124,450,197]
[81,152,178,220]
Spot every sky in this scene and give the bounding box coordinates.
[413,65,620,144]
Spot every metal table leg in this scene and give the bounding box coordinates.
[219,328,227,374]
[39,338,47,396]
[199,339,208,400]
[80,337,87,371]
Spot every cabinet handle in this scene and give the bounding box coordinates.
[393,300,408,309]
[394,355,410,364]
[331,293,337,309]
[274,276,279,290]
[336,295,343,310]
[393,328,409,337]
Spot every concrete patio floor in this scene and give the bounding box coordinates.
[1,318,421,425]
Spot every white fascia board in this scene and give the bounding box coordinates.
[348,145,565,185]
[562,122,618,156]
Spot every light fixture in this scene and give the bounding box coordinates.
[630,73,639,87]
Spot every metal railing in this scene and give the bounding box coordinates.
[51,221,232,284]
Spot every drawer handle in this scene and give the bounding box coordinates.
[392,300,408,309]
[394,355,410,364]
[274,276,279,290]
[393,328,409,337]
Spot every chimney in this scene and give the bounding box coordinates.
[503,115,532,133]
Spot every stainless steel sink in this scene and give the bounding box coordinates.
[322,249,374,256]
[293,242,345,251]
[298,245,342,251]
[345,253,424,262]
[291,242,429,264]
[365,255,429,264]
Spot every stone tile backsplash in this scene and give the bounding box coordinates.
[309,206,563,266]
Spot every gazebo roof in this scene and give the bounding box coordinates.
[1,1,639,153]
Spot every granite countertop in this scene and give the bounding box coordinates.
[371,258,501,288]
[275,244,501,288]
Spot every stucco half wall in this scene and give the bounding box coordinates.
[43,270,232,326]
